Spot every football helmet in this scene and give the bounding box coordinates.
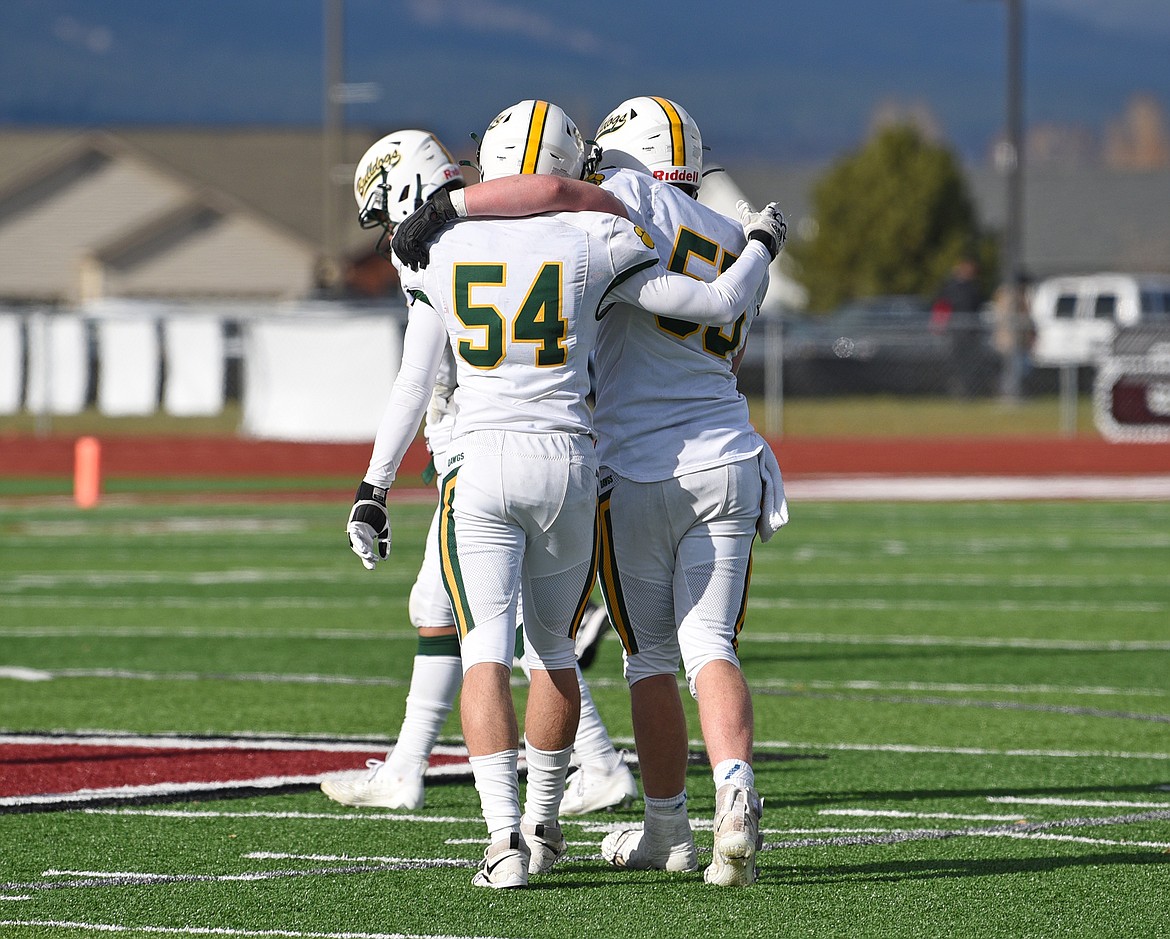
[476,100,587,183]
[353,129,464,230]
[595,96,704,195]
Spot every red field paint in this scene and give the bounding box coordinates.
[0,735,474,809]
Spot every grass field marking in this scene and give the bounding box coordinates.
[758,687,1170,723]
[766,808,1170,851]
[0,920,508,939]
[0,732,408,752]
[751,572,1170,589]
[83,808,486,824]
[0,625,418,641]
[3,666,409,687]
[748,632,1170,651]
[4,664,1165,701]
[9,861,442,892]
[977,832,1170,848]
[783,475,1170,501]
[749,596,1168,614]
[7,625,1168,652]
[754,739,1170,760]
[244,852,471,868]
[753,678,1169,698]
[6,595,1168,614]
[0,569,381,591]
[0,597,393,610]
[15,517,308,536]
[987,796,1170,809]
[819,808,1023,822]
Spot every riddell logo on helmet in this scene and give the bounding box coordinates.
[654,168,700,185]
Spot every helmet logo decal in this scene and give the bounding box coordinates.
[650,96,686,168]
[522,100,550,175]
[595,110,630,139]
[356,150,401,198]
[633,225,656,249]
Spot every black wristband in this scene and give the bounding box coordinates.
[747,229,778,260]
[354,480,387,506]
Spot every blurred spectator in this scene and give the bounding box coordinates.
[932,257,988,397]
[991,275,1035,404]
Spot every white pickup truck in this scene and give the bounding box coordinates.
[1030,273,1170,367]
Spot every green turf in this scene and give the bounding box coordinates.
[1,498,1167,939]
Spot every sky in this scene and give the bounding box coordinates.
[2,0,1169,164]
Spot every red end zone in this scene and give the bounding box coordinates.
[0,734,474,810]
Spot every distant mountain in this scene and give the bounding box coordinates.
[2,0,1168,162]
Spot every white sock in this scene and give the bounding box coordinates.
[712,758,755,792]
[469,749,520,842]
[385,652,462,775]
[644,790,689,833]
[571,666,624,774]
[523,738,574,827]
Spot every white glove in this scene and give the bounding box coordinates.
[737,200,787,260]
[347,481,390,570]
[755,435,790,543]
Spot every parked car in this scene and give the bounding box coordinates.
[1030,272,1170,367]
[774,295,996,396]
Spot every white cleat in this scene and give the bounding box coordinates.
[471,831,530,889]
[320,759,425,810]
[560,756,639,815]
[703,784,763,887]
[601,820,698,872]
[522,819,567,874]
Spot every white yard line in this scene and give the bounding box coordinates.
[987,796,1170,809]
[3,625,1166,652]
[820,808,1019,821]
[784,475,1170,501]
[753,739,1170,760]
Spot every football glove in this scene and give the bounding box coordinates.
[737,200,787,260]
[391,188,460,272]
[347,480,390,570]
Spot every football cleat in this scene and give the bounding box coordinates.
[601,820,698,872]
[574,601,611,669]
[560,756,639,815]
[320,759,424,810]
[521,819,567,874]
[703,784,763,887]
[471,831,530,889]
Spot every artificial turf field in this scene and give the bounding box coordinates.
[0,495,1167,939]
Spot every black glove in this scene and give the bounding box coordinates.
[391,188,460,271]
[346,481,390,570]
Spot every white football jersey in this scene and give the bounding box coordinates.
[400,211,658,439]
[592,168,768,481]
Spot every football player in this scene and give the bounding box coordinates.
[324,129,633,814]
[349,99,783,887]
[391,96,789,886]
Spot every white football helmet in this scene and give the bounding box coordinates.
[353,129,464,230]
[595,96,704,195]
[476,100,587,183]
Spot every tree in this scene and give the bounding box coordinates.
[788,125,996,312]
